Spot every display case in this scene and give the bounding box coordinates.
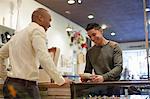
[70,80,150,99]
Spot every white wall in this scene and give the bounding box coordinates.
[0,0,87,73]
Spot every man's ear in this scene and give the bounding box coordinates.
[100,29,103,34]
[38,15,43,22]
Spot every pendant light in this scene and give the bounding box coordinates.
[66,24,73,32]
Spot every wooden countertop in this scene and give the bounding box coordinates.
[0,81,71,98]
[71,80,150,87]
[38,82,70,88]
[0,80,150,89]
[0,82,70,90]
[73,80,150,85]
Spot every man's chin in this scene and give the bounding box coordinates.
[93,41,97,44]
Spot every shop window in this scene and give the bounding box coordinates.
[121,49,148,80]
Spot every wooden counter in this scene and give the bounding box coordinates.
[0,82,71,99]
[0,80,150,99]
[39,82,71,99]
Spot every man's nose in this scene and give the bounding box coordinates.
[48,23,51,28]
[49,24,51,28]
[91,36,94,41]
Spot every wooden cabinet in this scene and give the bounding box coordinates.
[39,83,71,99]
[0,81,150,99]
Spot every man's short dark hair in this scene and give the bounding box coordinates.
[85,23,101,31]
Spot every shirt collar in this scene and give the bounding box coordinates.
[29,22,46,33]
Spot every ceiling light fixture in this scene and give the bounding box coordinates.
[145,8,150,12]
[78,0,82,4]
[66,24,73,32]
[68,0,75,4]
[101,24,107,29]
[65,10,71,14]
[88,14,94,19]
[111,32,116,36]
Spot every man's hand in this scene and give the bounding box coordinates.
[80,77,89,82]
[90,75,104,83]
[64,77,72,83]
[61,78,73,86]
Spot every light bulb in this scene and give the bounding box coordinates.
[101,24,107,29]
[66,25,73,32]
[78,0,82,4]
[111,32,116,36]
[7,35,11,39]
[88,14,94,19]
[68,0,75,4]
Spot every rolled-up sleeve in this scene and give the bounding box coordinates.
[32,29,65,85]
